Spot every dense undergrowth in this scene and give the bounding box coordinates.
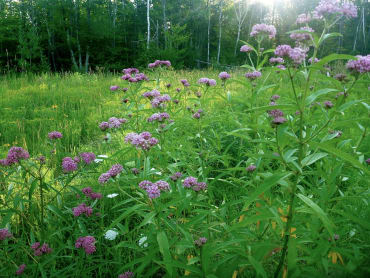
[1,2,370,277]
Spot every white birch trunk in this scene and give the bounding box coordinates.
[217,0,223,64]
[147,0,150,49]
[207,1,211,64]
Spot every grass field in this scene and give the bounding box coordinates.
[1,66,370,277]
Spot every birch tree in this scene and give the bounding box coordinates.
[234,0,248,56]
[147,0,150,49]
[217,0,223,64]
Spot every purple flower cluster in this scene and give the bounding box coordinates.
[98,164,124,184]
[148,60,171,68]
[245,71,262,81]
[269,57,284,64]
[240,45,252,53]
[218,72,231,80]
[181,79,190,87]
[125,132,159,151]
[315,0,357,18]
[346,55,370,74]
[121,68,148,83]
[73,203,93,217]
[194,237,207,247]
[142,89,161,99]
[198,78,217,86]
[80,152,96,164]
[250,24,276,39]
[0,147,30,166]
[75,236,96,255]
[193,109,204,119]
[147,112,170,122]
[271,95,280,101]
[151,94,171,108]
[290,27,314,42]
[31,242,52,256]
[308,57,320,64]
[99,117,127,131]
[296,13,311,24]
[275,45,306,64]
[366,158,370,165]
[62,157,78,173]
[82,187,102,200]
[16,264,26,275]
[138,180,170,199]
[246,165,257,172]
[110,85,120,91]
[324,101,334,109]
[268,109,287,126]
[0,228,12,240]
[118,272,134,278]
[170,172,183,181]
[183,177,207,191]
[48,131,63,140]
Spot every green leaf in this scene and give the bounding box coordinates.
[47,205,67,221]
[332,210,370,230]
[157,231,173,277]
[305,88,339,106]
[107,204,146,230]
[312,54,356,69]
[242,172,291,210]
[248,256,267,278]
[297,193,334,235]
[256,84,276,95]
[245,104,295,113]
[309,142,370,175]
[301,152,328,167]
[318,33,343,46]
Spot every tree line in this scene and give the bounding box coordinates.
[0,0,368,73]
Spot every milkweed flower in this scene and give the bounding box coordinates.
[75,236,96,255]
[269,57,284,64]
[346,55,370,74]
[183,177,207,191]
[73,203,93,217]
[170,172,183,181]
[151,94,171,108]
[181,79,190,87]
[98,173,111,184]
[272,116,287,126]
[147,112,170,122]
[268,109,284,118]
[148,60,171,68]
[194,237,207,247]
[146,184,161,199]
[48,131,63,140]
[139,180,153,190]
[125,132,159,151]
[0,147,30,166]
[240,45,252,52]
[62,157,78,173]
[155,180,170,191]
[271,95,280,101]
[250,24,276,39]
[218,72,231,80]
[275,45,306,64]
[324,101,334,109]
[108,164,124,177]
[245,71,262,80]
[16,264,26,275]
[296,13,312,24]
[110,85,119,91]
[0,228,12,240]
[82,187,102,200]
[198,78,217,86]
[142,89,161,99]
[104,229,119,240]
[366,158,370,165]
[118,272,134,278]
[80,152,96,165]
[31,242,52,256]
[308,57,320,64]
[246,165,257,172]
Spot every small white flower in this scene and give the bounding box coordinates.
[98,155,108,158]
[107,193,119,198]
[94,159,104,163]
[104,229,119,240]
[138,236,148,248]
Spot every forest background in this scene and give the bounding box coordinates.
[0,0,369,73]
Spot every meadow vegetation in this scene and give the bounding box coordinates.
[1,1,370,277]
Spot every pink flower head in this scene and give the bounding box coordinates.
[48,131,63,140]
[16,264,26,275]
[194,237,207,247]
[73,203,93,217]
[146,184,161,199]
[80,152,96,164]
[155,180,170,191]
[346,55,370,74]
[142,89,161,99]
[341,1,357,18]
[269,57,284,64]
[218,72,231,80]
[240,45,252,52]
[246,165,257,172]
[290,27,314,43]
[183,176,207,191]
[250,24,276,39]
[75,236,96,255]
[296,13,312,24]
[31,242,52,256]
[125,132,159,151]
[181,79,190,87]
[110,85,120,91]
[170,172,182,181]
[108,164,123,177]
[245,71,262,80]
[139,180,153,190]
[62,157,78,173]
[98,173,111,184]
[1,147,30,166]
[118,272,134,278]
[0,228,12,240]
